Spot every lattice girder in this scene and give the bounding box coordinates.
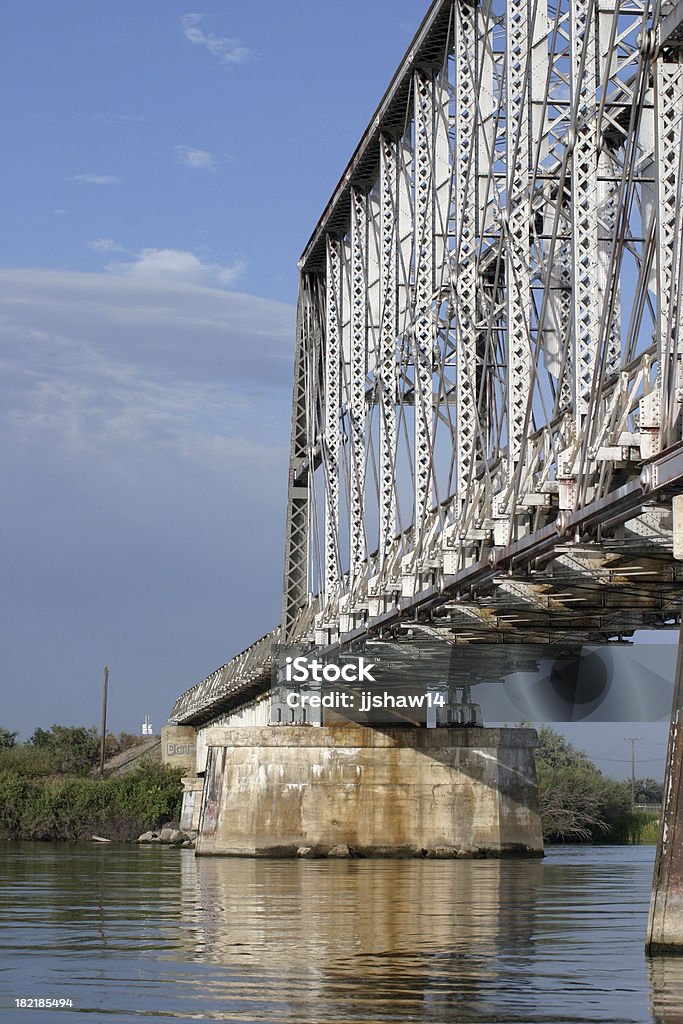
[281,0,675,640]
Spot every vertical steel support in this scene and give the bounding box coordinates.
[282,274,314,634]
[539,0,573,420]
[350,187,368,578]
[324,236,342,596]
[379,134,398,561]
[557,240,575,416]
[655,60,683,447]
[414,69,435,530]
[646,615,683,954]
[597,145,621,376]
[433,68,452,285]
[506,0,532,473]
[570,0,600,433]
[455,0,479,506]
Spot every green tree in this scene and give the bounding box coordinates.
[29,725,100,775]
[536,726,632,841]
[0,726,18,750]
[634,777,664,805]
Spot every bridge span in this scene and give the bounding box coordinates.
[166,0,683,951]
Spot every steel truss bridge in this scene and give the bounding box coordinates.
[171,0,683,728]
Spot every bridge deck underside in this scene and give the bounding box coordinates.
[171,473,683,726]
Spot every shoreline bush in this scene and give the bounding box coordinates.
[0,761,183,841]
[536,726,661,844]
[0,723,182,842]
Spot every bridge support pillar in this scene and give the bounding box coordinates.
[161,725,199,831]
[647,622,683,955]
[180,776,204,831]
[194,726,543,858]
[161,725,197,772]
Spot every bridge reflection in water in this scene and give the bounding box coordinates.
[177,847,673,1023]
[2,843,681,1022]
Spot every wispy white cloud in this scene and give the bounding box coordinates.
[81,113,149,126]
[0,267,293,465]
[109,247,246,287]
[181,13,252,64]
[68,174,121,185]
[87,238,127,253]
[0,265,292,742]
[174,145,217,171]
[53,208,66,217]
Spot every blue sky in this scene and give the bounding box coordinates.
[0,0,428,741]
[1,1,428,300]
[0,0,671,781]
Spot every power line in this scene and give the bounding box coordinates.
[591,755,663,763]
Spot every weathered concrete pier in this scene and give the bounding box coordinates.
[192,725,543,858]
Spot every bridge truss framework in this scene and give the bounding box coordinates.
[172,0,683,728]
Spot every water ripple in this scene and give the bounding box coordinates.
[0,843,677,1023]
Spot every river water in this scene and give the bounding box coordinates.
[1,843,682,1024]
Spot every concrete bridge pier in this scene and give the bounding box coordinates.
[193,725,544,859]
[646,622,683,955]
[160,725,202,831]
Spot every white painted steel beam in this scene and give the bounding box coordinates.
[272,0,683,677]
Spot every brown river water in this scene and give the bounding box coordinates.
[1,842,683,1023]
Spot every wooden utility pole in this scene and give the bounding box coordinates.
[98,666,109,780]
[625,737,641,808]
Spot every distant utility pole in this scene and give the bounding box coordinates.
[625,736,641,808]
[98,666,109,780]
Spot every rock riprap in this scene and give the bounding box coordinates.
[137,828,196,848]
